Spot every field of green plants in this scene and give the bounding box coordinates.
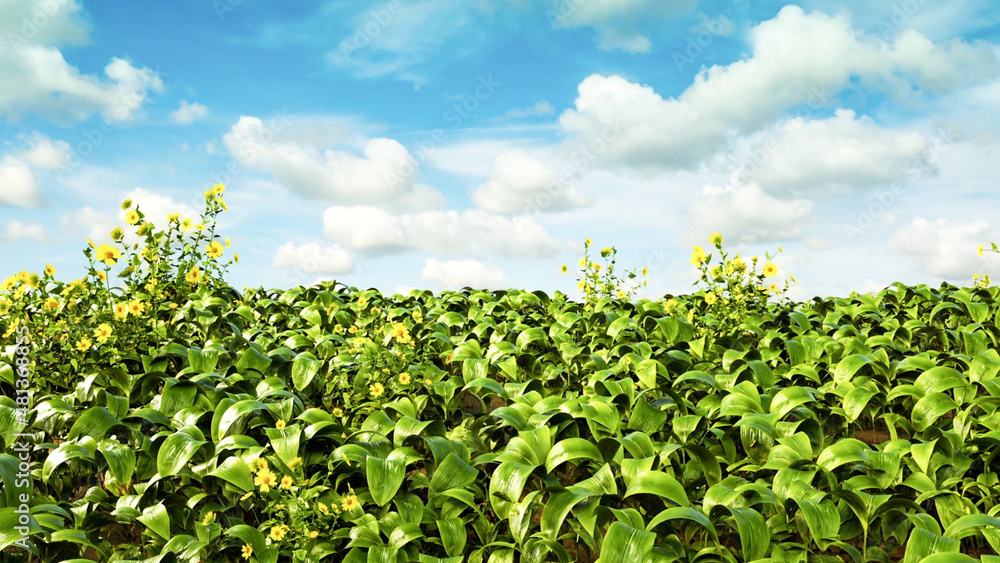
[3,187,1000,562]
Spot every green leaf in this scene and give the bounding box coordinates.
[292,355,323,391]
[624,471,689,507]
[0,507,43,550]
[437,518,467,558]
[157,431,207,477]
[67,406,122,441]
[911,392,958,432]
[430,453,478,493]
[367,456,406,507]
[226,524,278,563]
[596,521,655,563]
[646,506,717,540]
[137,503,171,540]
[98,439,136,485]
[208,456,254,492]
[545,438,603,472]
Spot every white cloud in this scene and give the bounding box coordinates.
[327,0,484,88]
[694,182,813,243]
[548,0,699,53]
[1,220,48,243]
[559,6,997,170]
[323,206,561,258]
[0,1,163,123]
[888,217,992,278]
[420,257,507,289]
[272,242,355,275]
[499,100,556,120]
[223,116,420,204]
[472,151,591,215]
[741,110,930,194]
[125,187,199,224]
[0,134,70,207]
[61,206,116,245]
[170,100,209,124]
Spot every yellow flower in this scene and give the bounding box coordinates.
[704,292,717,305]
[979,244,984,256]
[600,247,612,258]
[399,372,411,385]
[577,280,585,290]
[370,382,385,398]
[201,511,216,526]
[128,300,144,315]
[225,237,231,248]
[44,264,56,277]
[234,252,240,264]
[251,458,268,473]
[76,336,93,351]
[280,475,294,490]
[205,240,224,259]
[616,290,625,299]
[180,217,193,231]
[186,266,202,284]
[342,494,360,512]
[114,302,129,320]
[425,378,432,385]
[762,263,778,277]
[710,266,722,279]
[309,530,319,539]
[254,468,276,492]
[1,277,16,291]
[43,297,59,310]
[275,419,286,430]
[212,183,226,195]
[560,264,568,273]
[124,210,140,225]
[642,267,648,277]
[121,198,133,210]
[94,243,122,266]
[194,223,205,232]
[289,456,303,468]
[167,213,180,223]
[578,257,586,268]
[769,283,779,293]
[390,323,411,343]
[96,271,107,282]
[709,232,724,246]
[269,525,287,541]
[690,246,706,265]
[585,237,592,246]
[93,323,113,343]
[594,263,602,271]
[241,544,253,560]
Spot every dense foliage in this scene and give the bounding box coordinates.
[3,190,1000,562]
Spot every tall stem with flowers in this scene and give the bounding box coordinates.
[562,238,646,311]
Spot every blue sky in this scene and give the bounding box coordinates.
[2,0,1000,300]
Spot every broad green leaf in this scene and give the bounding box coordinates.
[545,438,603,472]
[596,521,655,563]
[157,431,207,477]
[624,471,689,507]
[367,456,405,507]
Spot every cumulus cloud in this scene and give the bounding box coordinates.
[323,206,561,258]
[0,134,70,207]
[272,242,355,275]
[1,220,48,243]
[125,187,199,224]
[169,100,209,124]
[420,257,507,289]
[61,206,116,245]
[888,217,993,278]
[471,151,591,215]
[548,0,699,53]
[694,182,813,243]
[738,110,930,194]
[0,1,163,123]
[223,116,422,204]
[559,6,997,170]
